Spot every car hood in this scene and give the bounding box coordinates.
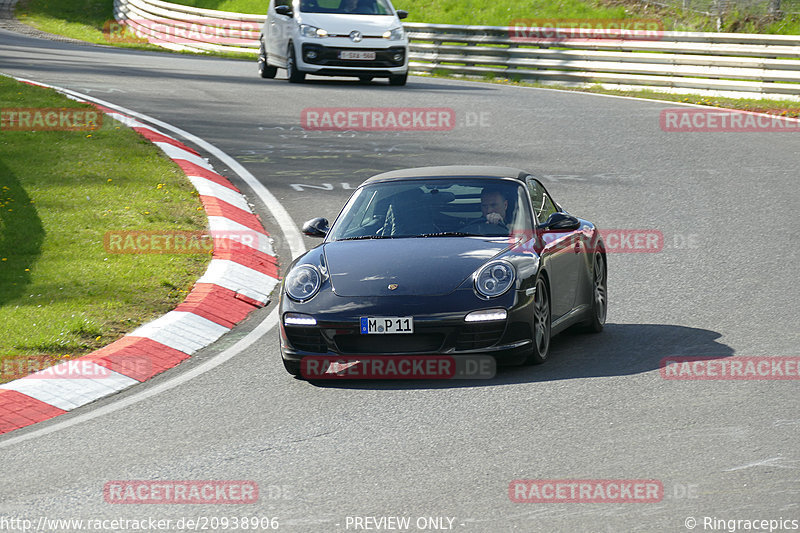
[297,13,398,36]
[323,237,511,297]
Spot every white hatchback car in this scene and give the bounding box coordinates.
[258,0,409,85]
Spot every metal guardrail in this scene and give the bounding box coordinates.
[114,0,800,98]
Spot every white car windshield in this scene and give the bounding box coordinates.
[328,179,534,241]
[299,0,395,15]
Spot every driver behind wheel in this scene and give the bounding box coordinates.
[480,187,508,226]
[462,186,511,236]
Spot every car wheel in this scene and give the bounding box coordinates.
[258,42,277,79]
[359,76,374,83]
[282,357,301,376]
[388,73,407,86]
[524,276,551,365]
[583,252,607,333]
[287,44,306,83]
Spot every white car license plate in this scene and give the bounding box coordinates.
[340,51,376,60]
[361,317,414,334]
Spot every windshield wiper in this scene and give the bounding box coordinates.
[414,232,481,238]
[337,235,394,241]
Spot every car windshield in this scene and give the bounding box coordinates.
[327,179,534,241]
[299,0,395,15]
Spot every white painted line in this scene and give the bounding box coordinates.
[103,112,151,130]
[104,111,181,138]
[235,287,272,305]
[63,94,88,103]
[154,142,212,170]
[207,216,275,256]
[129,311,230,354]
[196,259,277,303]
[189,176,253,213]
[0,365,138,411]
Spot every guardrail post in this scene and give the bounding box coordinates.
[715,0,726,31]
[769,0,783,18]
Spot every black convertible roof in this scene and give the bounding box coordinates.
[361,166,530,186]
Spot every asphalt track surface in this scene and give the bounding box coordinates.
[1,26,799,533]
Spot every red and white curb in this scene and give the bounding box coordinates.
[0,79,279,434]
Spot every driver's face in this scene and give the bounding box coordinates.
[481,193,507,217]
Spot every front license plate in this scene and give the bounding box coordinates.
[361,317,414,334]
[340,51,376,60]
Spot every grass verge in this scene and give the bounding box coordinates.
[15,0,159,50]
[14,0,255,59]
[165,0,800,34]
[578,84,800,117]
[0,76,210,383]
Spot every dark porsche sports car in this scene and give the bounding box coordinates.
[279,166,607,377]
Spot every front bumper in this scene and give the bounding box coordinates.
[297,42,408,75]
[279,289,534,364]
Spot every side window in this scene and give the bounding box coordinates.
[274,0,291,8]
[526,178,558,225]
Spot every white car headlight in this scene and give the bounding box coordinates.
[474,260,515,298]
[383,27,404,40]
[300,24,328,38]
[285,265,322,301]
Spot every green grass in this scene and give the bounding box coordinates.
[14,0,255,58]
[580,85,800,117]
[16,0,800,34]
[157,0,265,12]
[164,0,800,33]
[15,0,156,49]
[0,76,210,382]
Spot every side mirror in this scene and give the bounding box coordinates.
[539,212,580,231]
[302,217,329,238]
[275,5,292,16]
[396,10,408,19]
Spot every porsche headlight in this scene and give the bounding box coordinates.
[383,27,405,40]
[300,24,328,38]
[474,260,515,298]
[285,265,322,302]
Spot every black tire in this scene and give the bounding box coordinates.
[258,42,277,79]
[583,253,607,333]
[523,276,551,365]
[388,73,407,86]
[359,76,374,83]
[287,44,306,83]
[283,357,301,376]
